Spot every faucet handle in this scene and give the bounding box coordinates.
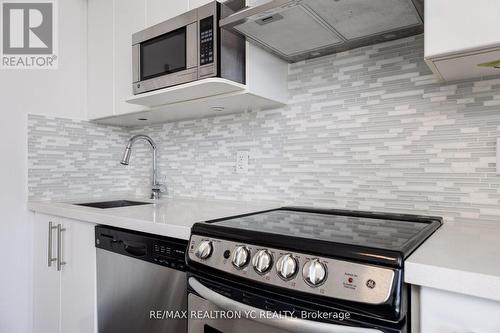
[150,184,166,200]
[152,183,167,193]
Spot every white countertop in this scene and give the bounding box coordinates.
[405,221,500,302]
[28,196,279,240]
[29,197,500,301]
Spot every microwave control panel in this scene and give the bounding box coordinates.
[200,16,214,65]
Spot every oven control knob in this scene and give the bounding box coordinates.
[232,246,250,269]
[276,254,298,280]
[303,259,327,287]
[252,250,273,274]
[195,240,213,260]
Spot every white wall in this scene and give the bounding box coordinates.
[0,0,88,332]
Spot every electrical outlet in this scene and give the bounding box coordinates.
[236,151,249,174]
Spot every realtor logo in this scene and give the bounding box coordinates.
[1,0,58,69]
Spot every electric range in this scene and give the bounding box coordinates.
[186,207,442,333]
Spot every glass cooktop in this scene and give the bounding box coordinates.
[212,209,433,251]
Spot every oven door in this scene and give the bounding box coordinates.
[132,10,199,94]
[189,293,290,333]
[188,277,387,333]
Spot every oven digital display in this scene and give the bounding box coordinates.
[140,27,187,81]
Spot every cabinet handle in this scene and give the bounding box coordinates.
[47,222,57,267]
[57,224,66,271]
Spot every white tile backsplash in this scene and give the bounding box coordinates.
[28,115,131,200]
[29,35,500,223]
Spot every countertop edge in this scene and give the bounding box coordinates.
[28,201,193,240]
[28,199,281,241]
[404,220,500,303]
[405,261,500,302]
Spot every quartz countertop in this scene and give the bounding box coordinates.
[28,196,279,240]
[29,197,500,301]
[405,221,500,302]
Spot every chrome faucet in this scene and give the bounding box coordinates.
[120,134,166,200]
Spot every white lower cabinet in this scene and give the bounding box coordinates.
[33,213,97,333]
[420,287,500,333]
[33,214,60,333]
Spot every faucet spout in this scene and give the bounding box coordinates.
[120,147,132,165]
[120,134,165,199]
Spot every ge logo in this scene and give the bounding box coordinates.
[2,1,54,54]
[366,279,376,289]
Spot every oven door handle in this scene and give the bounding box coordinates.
[188,277,384,333]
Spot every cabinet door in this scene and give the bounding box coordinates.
[60,219,97,333]
[146,0,189,27]
[425,0,500,57]
[420,287,500,333]
[114,0,147,115]
[33,214,61,333]
[87,0,114,120]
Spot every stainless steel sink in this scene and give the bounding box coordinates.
[75,200,152,209]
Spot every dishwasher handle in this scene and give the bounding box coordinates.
[104,235,147,257]
[123,241,147,257]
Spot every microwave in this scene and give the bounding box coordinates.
[132,1,246,95]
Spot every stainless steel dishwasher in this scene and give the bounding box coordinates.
[95,226,188,333]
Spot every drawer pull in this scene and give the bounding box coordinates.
[47,222,57,267]
[57,224,66,271]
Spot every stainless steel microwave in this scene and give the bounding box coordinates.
[132,1,245,95]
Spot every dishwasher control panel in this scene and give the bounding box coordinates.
[152,240,187,270]
[95,225,188,271]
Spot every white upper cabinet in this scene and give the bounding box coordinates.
[87,0,149,120]
[425,0,500,57]
[114,0,147,115]
[87,0,114,120]
[425,0,500,81]
[146,0,189,27]
[188,0,213,10]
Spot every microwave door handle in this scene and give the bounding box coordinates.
[188,277,383,333]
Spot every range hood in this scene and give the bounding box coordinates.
[220,0,424,62]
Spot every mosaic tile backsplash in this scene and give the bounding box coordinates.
[28,115,130,200]
[29,35,500,223]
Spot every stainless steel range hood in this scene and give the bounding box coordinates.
[220,0,424,62]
